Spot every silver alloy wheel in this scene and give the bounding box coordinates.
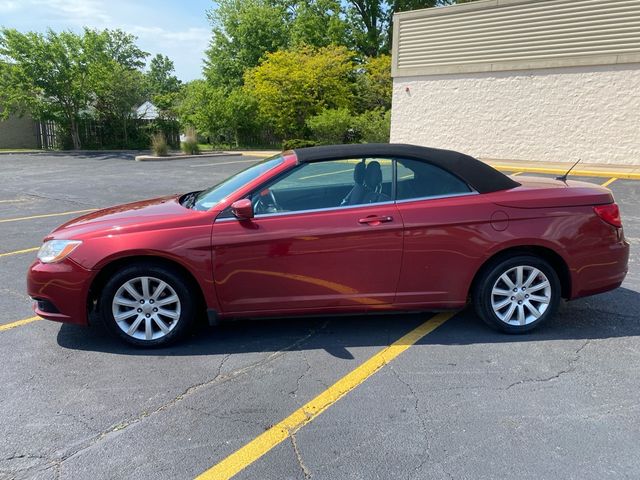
[490,265,551,326]
[111,276,181,341]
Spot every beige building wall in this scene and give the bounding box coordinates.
[391,0,640,165]
[0,114,39,149]
[391,63,640,165]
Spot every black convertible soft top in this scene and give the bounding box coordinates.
[292,143,520,194]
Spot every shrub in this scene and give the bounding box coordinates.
[282,139,319,150]
[150,132,168,156]
[353,109,391,144]
[181,126,200,155]
[306,108,353,145]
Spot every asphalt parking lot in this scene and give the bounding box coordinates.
[1,152,639,480]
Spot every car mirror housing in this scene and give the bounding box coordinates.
[231,198,254,220]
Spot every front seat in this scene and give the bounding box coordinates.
[341,160,367,206]
[362,161,390,203]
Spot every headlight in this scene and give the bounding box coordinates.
[37,240,82,263]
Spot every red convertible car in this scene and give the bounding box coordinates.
[27,144,629,346]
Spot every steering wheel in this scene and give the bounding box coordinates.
[253,188,280,214]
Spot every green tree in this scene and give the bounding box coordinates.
[0,28,147,149]
[306,108,354,144]
[177,80,259,146]
[176,80,225,136]
[224,88,260,146]
[146,54,181,113]
[346,0,474,56]
[353,108,390,143]
[244,45,355,138]
[204,0,290,87]
[204,0,360,88]
[147,54,181,96]
[91,62,147,146]
[285,0,349,49]
[355,54,392,112]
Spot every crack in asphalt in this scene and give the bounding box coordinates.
[187,407,265,429]
[289,351,312,398]
[290,433,312,479]
[506,339,592,390]
[390,367,432,480]
[214,352,232,381]
[52,412,99,436]
[26,323,329,478]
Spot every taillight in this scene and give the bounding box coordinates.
[594,203,622,228]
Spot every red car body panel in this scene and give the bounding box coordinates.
[212,203,404,313]
[27,149,629,327]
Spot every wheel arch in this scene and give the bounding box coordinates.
[87,254,207,321]
[469,245,571,300]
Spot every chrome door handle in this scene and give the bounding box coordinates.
[358,215,393,225]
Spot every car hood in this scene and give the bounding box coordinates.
[48,195,210,239]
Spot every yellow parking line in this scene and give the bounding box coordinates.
[0,247,39,258]
[196,311,455,480]
[491,165,640,180]
[299,168,353,180]
[240,152,279,158]
[0,316,40,332]
[511,172,523,176]
[190,159,259,168]
[601,177,618,187]
[0,208,96,224]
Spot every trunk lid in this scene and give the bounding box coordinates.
[495,175,613,209]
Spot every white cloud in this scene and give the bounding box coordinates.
[129,26,209,46]
[30,0,111,25]
[0,1,20,13]
[0,1,210,80]
[127,26,209,81]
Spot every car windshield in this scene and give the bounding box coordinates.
[192,155,284,211]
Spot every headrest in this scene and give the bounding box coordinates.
[364,161,382,190]
[354,160,366,185]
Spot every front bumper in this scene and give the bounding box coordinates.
[27,258,95,325]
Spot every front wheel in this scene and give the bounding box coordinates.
[473,255,561,333]
[100,263,195,347]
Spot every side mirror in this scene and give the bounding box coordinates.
[230,198,254,220]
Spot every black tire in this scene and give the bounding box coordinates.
[472,254,561,334]
[99,262,195,347]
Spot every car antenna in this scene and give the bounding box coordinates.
[556,158,581,182]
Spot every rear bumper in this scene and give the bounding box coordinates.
[570,237,629,299]
[27,259,94,326]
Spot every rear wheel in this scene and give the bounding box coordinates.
[100,263,195,347]
[473,255,560,333]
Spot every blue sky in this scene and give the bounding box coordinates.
[0,0,213,81]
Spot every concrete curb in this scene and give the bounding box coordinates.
[135,152,242,162]
[0,150,43,155]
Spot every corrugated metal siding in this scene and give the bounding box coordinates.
[392,0,640,77]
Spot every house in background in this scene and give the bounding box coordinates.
[390,0,640,165]
[136,101,160,121]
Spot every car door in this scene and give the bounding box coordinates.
[211,157,403,314]
[393,157,483,308]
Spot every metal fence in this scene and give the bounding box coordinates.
[35,120,59,149]
[35,118,180,150]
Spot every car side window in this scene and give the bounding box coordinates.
[251,158,393,215]
[396,158,472,201]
